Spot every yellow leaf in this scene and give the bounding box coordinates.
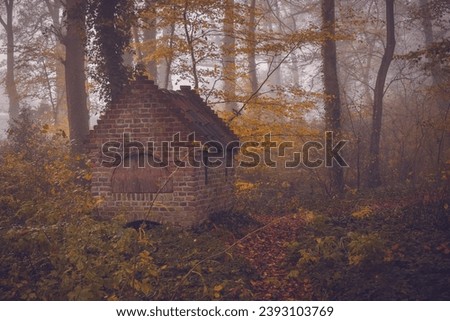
[141,282,151,295]
[83,173,93,181]
[213,284,224,292]
[352,206,373,219]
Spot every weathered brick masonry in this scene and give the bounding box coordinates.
[88,76,239,227]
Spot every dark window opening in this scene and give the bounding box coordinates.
[125,220,161,230]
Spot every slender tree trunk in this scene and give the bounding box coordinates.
[290,53,300,88]
[182,4,199,89]
[160,23,174,89]
[138,0,156,80]
[290,17,300,87]
[64,0,90,153]
[0,0,20,120]
[367,0,396,187]
[419,0,439,86]
[54,43,67,126]
[247,0,258,93]
[419,0,448,182]
[363,32,375,106]
[44,0,67,126]
[142,27,158,81]
[265,0,282,89]
[322,0,344,194]
[223,0,237,111]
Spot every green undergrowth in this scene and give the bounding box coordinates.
[0,112,259,300]
[2,112,448,300]
[141,217,258,300]
[285,187,450,300]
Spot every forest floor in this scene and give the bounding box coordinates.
[2,183,448,300]
[148,210,312,300]
[233,213,309,300]
[150,187,450,300]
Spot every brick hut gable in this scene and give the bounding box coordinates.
[161,86,238,144]
[88,76,238,227]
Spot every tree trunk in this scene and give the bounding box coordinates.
[321,0,344,194]
[139,1,157,81]
[419,0,438,82]
[246,0,258,94]
[54,43,68,126]
[0,0,20,120]
[64,0,90,153]
[92,0,132,102]
[222,0,237,112]
[367,0,396,188]
[419,0,448,182]
[142,26,158,81]
[44,0,67,127]
[160,23,174,89]
[265,0,282,90]
[181,3,199,90]
[289,17,300,87]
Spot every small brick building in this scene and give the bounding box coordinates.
[88,76,239,227]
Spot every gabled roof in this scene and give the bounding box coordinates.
[89,76,239,150]
[160,85,239,145]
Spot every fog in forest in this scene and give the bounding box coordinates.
[0,0,449,302]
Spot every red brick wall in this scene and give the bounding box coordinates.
[88,78,235,227]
